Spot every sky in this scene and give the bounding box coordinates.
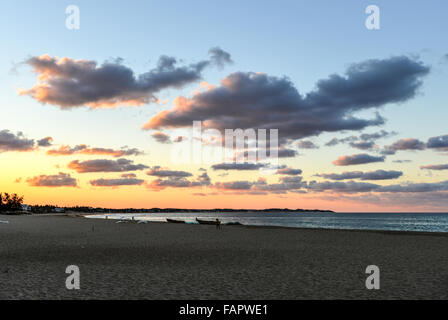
[1,0,448,212]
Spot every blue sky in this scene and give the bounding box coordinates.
[1,1,448,211]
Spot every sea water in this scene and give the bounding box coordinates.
[86,212,448,233]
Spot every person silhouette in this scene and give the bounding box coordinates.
[216,218,221,230]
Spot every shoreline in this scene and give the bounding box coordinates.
[81,213,448,236]
[3,212,447,236]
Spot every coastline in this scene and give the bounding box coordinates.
[83,213,448,237]
[1,214,447,299]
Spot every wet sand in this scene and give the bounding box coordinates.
[0,214,447,299]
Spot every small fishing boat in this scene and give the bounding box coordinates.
[195,218,216,225]
[166,218,186,224]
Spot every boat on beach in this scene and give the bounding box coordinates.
[195,218,216,225]
[166,218,186,224]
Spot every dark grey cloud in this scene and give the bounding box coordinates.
[349,140,376,150]
[255,176,305,194]
[317,170,403,181]
[326,130,396,147]
[333,153,385,166]
[276,166,303,175]
[211,176,306,194]
[146,166,192,178]
[145,56,429,147]
[297,140,318,149]
[68,158,148,173]
[302,179,448,194]
[382,138,426,155]
[151,131,171,144]
[20,48,232,109]
[47,144,143,157]
[37,136,53,147]
[0,130,35,152]
[307,181,379,193]
[278,148,299,158]
[331,192,448,210]
[214,181,255,190]
[359,130,397,141]
[191,171,212,187]
[209,47,233,68]
[426,135,448,151]
[147,171,211,190]
[393,159,412,163]
[148,177,193,190]
[420,164,448,171]
[90,176,145,187]
[379,181,448,193]
[325,136,357,147]
[26,172,77,187]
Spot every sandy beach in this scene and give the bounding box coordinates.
[0,214,447,300]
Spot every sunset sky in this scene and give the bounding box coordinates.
[1,0,448,211]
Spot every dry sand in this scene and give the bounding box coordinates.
[0,214,447,299]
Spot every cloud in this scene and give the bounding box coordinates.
[214,181,255,190]
[37,136,53,147]
[26,172,77,187]
[255,176,305,194]
[151,131,171,144]
[307,181,380,193]
[47,145,143,157]
[350,170,403,180]
[317,169,403,181]
[146,166,192,178]
[349,141,376,150]
[420,164,448,171]
[211,176,306,194]
[426,135,448,151]
[208,47,233,68]
[144,56,429,145]
[330,191,448,211]
[359,130,397,141]
[19,49,232,109]
[306,180,448,194]
[90,175,145,187]
[173,136,185,143]
[68,158,148,173]
[147,177,192,190]
[325,136,357,147]
[379,181,448,193]
[276,166,303,175]
[297,140,318,149]
[0,130,35,153]
[333,153,385,166]
[382,138,426,155]
[277,148,299,158]
[191,171,212,187]
[211,163,266,171]
[146,171,211,191]
[326,130,396,147]
[393,159,412,163]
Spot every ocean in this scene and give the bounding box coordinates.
[86,212,448,233]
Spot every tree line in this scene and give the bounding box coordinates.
[0,192,24,213]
